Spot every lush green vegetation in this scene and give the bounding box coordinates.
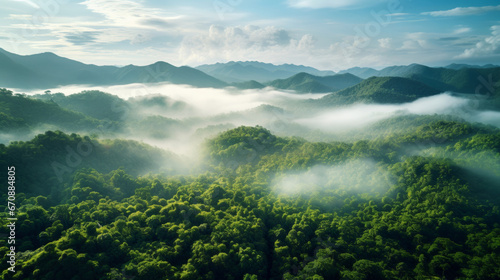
[320,77,441,105]
[267,73,362,93]
[0,89,108,133]
[1,63,499,279]
[1,120,499,279]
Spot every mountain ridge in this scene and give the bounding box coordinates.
[0,48,227,89]
[267,72,363,93]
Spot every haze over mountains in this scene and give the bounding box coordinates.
[1,48,499,97]
[0,48,226,89]
[2,47,500,280]
[195,61,336,83]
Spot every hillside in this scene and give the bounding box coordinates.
[0,52,49,89]
[267,72,363,93]
[338,67,379,79]
[320,76,441,105]
[231,80,266,89]
[341,63,500,95]
[0,123,499,279]
[0,88,105,133]
[33,90,129,122]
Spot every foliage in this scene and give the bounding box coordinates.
[0,121,499,279]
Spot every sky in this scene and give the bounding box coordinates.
[0,0,499,70]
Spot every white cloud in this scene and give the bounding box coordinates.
[178,25,312,65]
[287,0,385,9]
[422,5,500,17]
[295,34,315,51]
[453,27,471,34]
[296,93,482,132]
[80,0,183,29]
[457,25,500,59]
[378,38,392,48]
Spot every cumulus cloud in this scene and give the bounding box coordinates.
[457,25,500,59]
[378,38,392,48]
[422,5,500,17]
[178,25,318,65]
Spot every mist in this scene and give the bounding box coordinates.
[10,85,499,171]
[296,93,500,133]
[272,159,394,196]
[24,83,326,117]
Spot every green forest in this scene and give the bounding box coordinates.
[0,85,499,279]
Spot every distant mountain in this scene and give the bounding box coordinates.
[231,80,266,90]
[2,47,499,97]
[0,51,49,89]
[0,48,227,89]
[196,61,335,83]
[319,76,441,105]
[338,67,379,79]
[340,63,500,94]
[379,64,500,94]
[444,63,500,70]
[267,72,363,93]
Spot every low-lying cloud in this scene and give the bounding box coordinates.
[272,159,393,195]
[296,93,500,133]
[15,86,500,161]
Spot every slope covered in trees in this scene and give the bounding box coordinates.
[267,73,363,93]
[0,121,499,279]
[319,76,442,105]
[0,89,107,134]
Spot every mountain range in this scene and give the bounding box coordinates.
[0,48,226,89]
[195,61,336,83]
[338,63,500,93]
[1,48,499,99]
[267,72,363,93]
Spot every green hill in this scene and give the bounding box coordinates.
[362,63,500,95]
[320,76,441,105]
[0,130,182,198]
[231,80,266,89]
[0,88,105,132]
[33,90,129,122]
[0,121,499,279]
[267,72,363,93]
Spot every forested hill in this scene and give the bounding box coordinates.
[1,122,499,279]
[319,76,441,105]
[267,73,363,93]
[0,88,106,133]
[339,63,500,93]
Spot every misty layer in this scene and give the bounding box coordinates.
[272,159,393,196]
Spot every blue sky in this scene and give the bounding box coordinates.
[0,0,499,70]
